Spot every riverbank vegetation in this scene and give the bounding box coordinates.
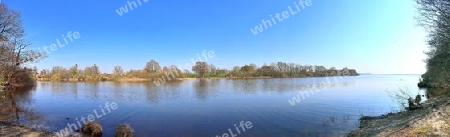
[0,4,45,91]
[35,61,359,82]
[349,93,450,136]
[350,0,450,135]
[417,0,450,90]
[0,3,53,136]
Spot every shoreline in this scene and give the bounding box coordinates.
[0,121,55,137]
[348,92,450,136]
[36,75,360,83]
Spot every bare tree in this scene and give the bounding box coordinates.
[192,61,209,78]
[113,66,124,76]
[209,64,217,76]
[144,59,161,72]
[0,4,45,90]
[69,64,78,78]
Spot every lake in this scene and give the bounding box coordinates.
[11,74,424,136]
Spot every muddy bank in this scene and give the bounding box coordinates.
[0,121,54,137]
[348,93,450,136]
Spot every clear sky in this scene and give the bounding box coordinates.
[7,0,428,74]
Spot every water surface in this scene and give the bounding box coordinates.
[16,75,424,136]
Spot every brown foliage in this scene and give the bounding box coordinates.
[0,4,45,90]
[81,122,103,137]
[115,124,133,137]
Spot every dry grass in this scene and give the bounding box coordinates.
[81,122,102,137]
[442,104,450,135]
[116,78,149,82]
[408,124,433,136]
[115,124,133,137]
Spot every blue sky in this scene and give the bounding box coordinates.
[7,0,427,74]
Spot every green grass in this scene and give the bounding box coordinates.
[215,74,226,78]
[183,74,198,78]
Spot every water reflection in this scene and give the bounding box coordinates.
[0,87,45,128]
[112,82,125,100]
[230,77,354,94]
[231,79,258,94]
[85,82,100,99]
[193,79,212,100]
[35,78,356,105]
[16,75,425,136]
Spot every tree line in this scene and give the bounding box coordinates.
[416,0,450,88]
[227,62,358,78]
[35,60,358,82]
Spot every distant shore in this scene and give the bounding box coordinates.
[36,75,359,83]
